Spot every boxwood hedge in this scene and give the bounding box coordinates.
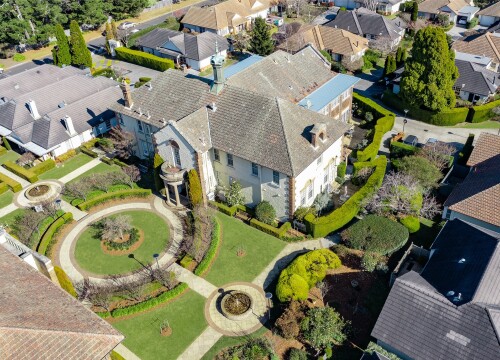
[250,219,291,239]
[37,212,73,255]
[3,161,38,183]
[194,219,221,276]
[0,172,22,192]
[76,189,151,210]
[115,47,175,72]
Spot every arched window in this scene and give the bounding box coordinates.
[170,140,181,168]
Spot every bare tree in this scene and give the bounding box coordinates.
[315,281,332,304]
[232,32,249,53]
[123,165,141,188]
[418,142,456,170]
[370,36,394,56]
[108,169,130,186]
[341,56,364,72]
[88,173,112,193]
[17,152,36,167]
[40,200,59,219]
[109,275,145,302]
[97,215,132,242]
[11,209,46,246]
[109,126,136,160]
[362,0,379,12]
[151,268,177,289]
[76,279,113,312]
[63,181,90,201]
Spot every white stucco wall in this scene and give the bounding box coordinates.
[154,124,196,169]
[51,129,94,157]
[119,114,159,159]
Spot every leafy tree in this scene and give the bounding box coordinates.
[411,1,418,22]
[313,191,330,216]
[301,307,348,350]
[255,200,276,224]
[110,0,149,20]
[289,348,308,360]
[52,23,71,66]
[395,155,443,189]
[249,17,274,56]
[122,165,141,188]
[400,27,458,111]
[187,169,203,206]
[225,181,245,207]
[69,20,92,68]
[67,0,111,28]
[109,126,136,159]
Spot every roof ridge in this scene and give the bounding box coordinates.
[275,97,296,176]
[0,325,123,339]
[485,32,500,61]
[485,306,500,345]
[352,11,363,35]
[449,183,500,210]
[398,274,457,308]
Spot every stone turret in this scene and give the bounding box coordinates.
[210,41,225,95]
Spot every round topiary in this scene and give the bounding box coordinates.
[276,273,309,302]
[255,200,276,225]
[400,216,420,233]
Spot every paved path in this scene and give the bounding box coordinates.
[168,263,217,298]
[59,158,101,184]
[153,196,183,256]
[177,327,223,360]
[113,344,141,360]
[59,200,87,221]
[0,203,18,218]
[0,166,29,187]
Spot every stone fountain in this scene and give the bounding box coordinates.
[22,181,62,206]
[220,290,253,321]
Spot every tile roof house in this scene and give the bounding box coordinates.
[443,133,500,232]
[418,0,479,24]
[135,28,229,71]
[0,64,122,158]
[324,8,406,49]
[333,0,412,15]
[452,32,500,72]
[371,219,500,360]
[0,244,124,359]
[453,59,500,103]
[181,0,273,36]
[478,1,500,26]
[276,24,368,65]
[112,46,358,219]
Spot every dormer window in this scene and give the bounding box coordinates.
[310,123,327,148]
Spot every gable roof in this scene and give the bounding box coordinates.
[418,0,471,15]
[0,246,123,359]
[452,32,500,63]
[135,28,181,49]
[455,59,500,96]
[478,1,500,17]
[371,220,500,360]
[467,132,500,166]
[324,8,405,40]
[276,24,368,56]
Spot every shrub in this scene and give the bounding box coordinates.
[187,169,203,206]
[0,146,6,156]
[209,200,238,216]
[276,249,341,302]
[76,189,151,210]
[357,115,395,162]
[289,348,308,360]
[194,219,221,276]
[225,180,245,207]
[301,306,348,349]
[180,254,194,268]
[3,161,38,183]
[37,213,73,255]
[466,18,478,29]
[0,182,8,195]
[395,156,442,189]
[400,215,420,233]
[255,200,276,225]
[390,141,417,159]
[276,301,306,339]
[2,137,12,150]
[13,53,26,62]
[361,252,385,272]
[250,219,291,239]
[458,133,474,165]
[54,266,77,297]
[337,162,347,179]
[0,172,22,192]
[305,156,387,238]
[153,153,164,191]
[31,159,56,175]
[468,98,500,123]
[115,47,175,71]
[341,215,409,254]
[56,149,78,163]
[110,351,125,360]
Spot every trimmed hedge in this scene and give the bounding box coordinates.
[54,266,77,297]
[37,213,73,255]
[0,146,6,155]
[0,182,8,195]
[3,161,38,183]
[337,162,347,178]
[76,189,151,210]
[0,172,22,192]
[80,145,98,158]
[305,156,387,238]
[180,254,194,268]
[468,98,500,123]
[115,47,175,72]
[2,137,12,150]
[250,219,291,239]
[353,92,394,118]
[210,201,238,216]
[400,216,420,233]
[31,159,56,175]
[390,141,418,159]
[458,133,475,165]
[194,219,221,276]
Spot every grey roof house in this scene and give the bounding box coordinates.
[453,58,500,103]
[135,28,229,71]
[324,8,405,49]
[372,219,500,360]
[0,64,122,158]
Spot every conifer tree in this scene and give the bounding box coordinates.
[52,23,71,67]
[411,1,418,22]
[111,21,118,39]
[384,55,396,76]
[396,47,402,64]
[249,17,274,56]
[69,20,92,68]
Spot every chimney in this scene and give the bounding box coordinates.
[27,99,41,120]
[210,102,217,112]
[210,40,226,95]
[63,115,76,136]
[310,123,327,148]
[120,80,133,109]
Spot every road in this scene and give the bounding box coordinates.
[5,0,218,76]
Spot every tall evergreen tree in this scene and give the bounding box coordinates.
[111,20,118,39]
[52,23,71,66]
[69,20,92,68]
[411,1,418,22]
[401,48,408,63]
[400,27,458,112]
[249,17,274,56]
[384,55,396,76]
[396,47,402,64]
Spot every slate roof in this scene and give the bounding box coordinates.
[479,1,500,17]
[360,352,390,360]
[0,65,121,155]
[324,8,405,40]
[276,24,368,56]
[135,28,181,49]
[0,246,123,359]
[455,59,500,96]
[467,132,500,166]
[371,220,500,360]
[452,32,500,63]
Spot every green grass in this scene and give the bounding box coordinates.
[67,162,121,184]
[0,190,13,208]
[0,208,26,228]
[112,290,207,360]
[454,121,500,129]
[204,213,286,287]
[0,150,20,165]
[74,210,170,275]
[39,153,93,180]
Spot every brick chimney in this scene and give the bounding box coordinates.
[120,80,133,109]
[310,123,327,148]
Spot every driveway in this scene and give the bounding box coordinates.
[92,54,161,84]
[447,24,488,40]
[353,69,385,97]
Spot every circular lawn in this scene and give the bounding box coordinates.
[74,210,170,276]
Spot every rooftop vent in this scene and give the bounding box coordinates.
[452,293,462,303]
[14,84,19,90]
[446,291,455,297]
[58,101,66,109]
[458,258,466,264]
[210,102,217,112]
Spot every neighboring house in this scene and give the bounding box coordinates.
[276,24,369,63]
[418,0,479,24]
[0,243,124,359]
[478,1,500,26]
[443,133,500,233]
[452,31,500,72]
[135,28,229,71]
[324,8,406,49]
[181,0,272,36]
[372,219,500,360]
[453,59,499,103]
[0,65,122,159]
[111,46,359,219]
[330,0,410,14]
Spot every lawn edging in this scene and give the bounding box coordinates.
[76,189,152,210]
[194,218,221,277]
[37,212,73,255]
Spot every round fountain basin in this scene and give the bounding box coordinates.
[220,291,253,321]
[24,182,60,204]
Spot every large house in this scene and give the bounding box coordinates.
[181,0,272,36]
[443,132,500,233]
[135,28,229,71]
[333,0,411,14]
[324,8,406,49]
[453,58,499,103]
[478,1,500,26]
[418,0,479,25]
[276,24,369,64]
[452,32,500,72]
[111,46,359,219]
[371,219,500,360]
[0,65,121,158]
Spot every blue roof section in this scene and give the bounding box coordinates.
[205,55,263,80]
[298,74,360,112]
[458,6,479,14]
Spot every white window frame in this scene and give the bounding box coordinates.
[307,182,314,200]
[300,189,306,205]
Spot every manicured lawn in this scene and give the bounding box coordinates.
[112,290,207,360]
[204,214,286,287]
[0,208,25,228]
[74,210,170,275]
[455,121,500,129]
[39,153,93,180]
[0,150,20,164]
[67,162,121,184]
[0,190,13,208]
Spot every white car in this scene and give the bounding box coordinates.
[119,22,136,30]
[130,29,140,34]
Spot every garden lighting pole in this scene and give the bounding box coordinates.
[153,253,160,269]
[403,109,409,133]
[128,253,147,270]
[265,292,273,320]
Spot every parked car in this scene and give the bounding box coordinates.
[403,135,419,147]
[130,29,140,34]
[119,22,136,30]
